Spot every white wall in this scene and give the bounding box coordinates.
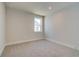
[45,3,79,50]
[0,3,6,56]
[6,7,44,45]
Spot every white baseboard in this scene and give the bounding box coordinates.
[46,38,79,51]
[6,38,44,46]
[0,45,5,56]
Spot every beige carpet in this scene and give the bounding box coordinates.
[1,39,79,57]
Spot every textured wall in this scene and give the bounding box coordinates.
[0,3,6,56]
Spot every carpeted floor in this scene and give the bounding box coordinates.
[1,39,79,57]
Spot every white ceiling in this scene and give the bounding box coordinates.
[5,2,75,16]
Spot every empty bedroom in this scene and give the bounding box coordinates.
[0,2,79,57]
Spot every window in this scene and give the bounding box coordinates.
[34,16,42,32]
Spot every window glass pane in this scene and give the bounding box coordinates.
[34,16,42,32]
